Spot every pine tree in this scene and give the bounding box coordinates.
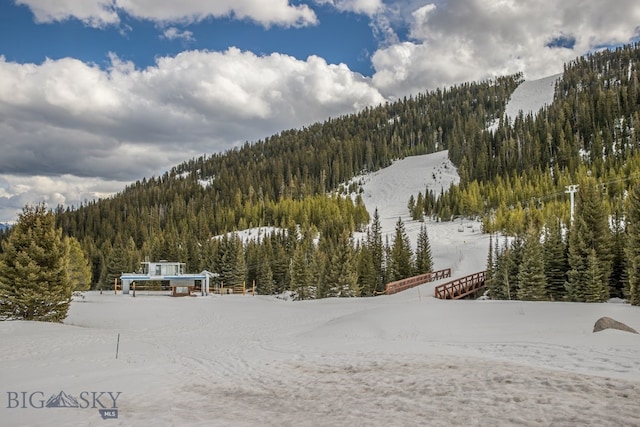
[506,237,523,300]
[0,204,72,322]
[565,179,612,301]
[255,252,275,295]
[488,241,510,300]
[66,236,92,292]
[217,234,246,288]
[309,248,327,298]
[415,223,434,274]
[290,245,311,300]
[389,217,413,281]
[565,217,589,302]
[368,208,385,293]
[543,218,568,300]
[625,183,640,305]
[104,235,130,290]
[609,206,627,298]
[584,248,608,302]
[325,231,359,297]
[356,244,376,296]
[486,233,494,286]
[227,235,247,287]
[516,226,548,301]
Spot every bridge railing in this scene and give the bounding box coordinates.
[384,268,452,295]
[434,271,487,300]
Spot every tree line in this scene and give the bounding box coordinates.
[45,73,518,292]
[3,43,640,317]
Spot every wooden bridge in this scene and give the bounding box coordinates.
[384,268,452,295]
[433,271,487,300]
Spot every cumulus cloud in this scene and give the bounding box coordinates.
[371,0,640,98]
[4,0,640,222]
[16,0,119,28]
[0,50,385,221]
[16,0,318,28]
[160,27,195,42]
[315,0,384,16]
[0,174,127,223]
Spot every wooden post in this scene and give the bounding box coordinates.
[115,333,120,359]
[252,280,256,296]
[132,282,136,298]
[220,281,224,295]
[242,281,246,295]
[114,278,117,295]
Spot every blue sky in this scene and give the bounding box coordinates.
[0,0,639,222]
[0,2,379,76]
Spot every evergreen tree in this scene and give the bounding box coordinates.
[488,241,511,300]
[257,262,276,295]
[609,205,627,298]
[356,244,376,296]
[584,248,608,302]
[232,239,248,288]
[325,231,359,297]
[255,253,275,295]
[290,245,311,300]
[625,183,640,305]
[414,223,433,274]
[66,236,92,292]
[516,226,548,301]
[543,218,568,300]
[565,179,612,301]
[368,208,385,293]
[506,237,523,300]
[389,217,413,281]
[222,235,247,287]
[103,235,130,291]
[271,239,290,293]
[486,233,494,287]
[0,204,72,322]
[565,217,589,302]
[309,248,328,298]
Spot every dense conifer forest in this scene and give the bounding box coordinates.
[3,43,640,303]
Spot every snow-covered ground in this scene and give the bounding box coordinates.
[2,150,640,426]
[489,73,561,132]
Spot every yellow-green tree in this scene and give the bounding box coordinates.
[66,236,92,292]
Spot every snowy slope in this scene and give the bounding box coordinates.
[1,153,640,427]
[356,150,486,276]
[504,73,561,121]
[489,73,561,132]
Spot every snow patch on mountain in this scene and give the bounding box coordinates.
[505,73,561,121]
[489,73,561,132]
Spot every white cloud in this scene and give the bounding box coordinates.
[0,50,385,221]
[16,0,318,28]
[316,0,384,16]
[160,27,195,42]
[371,0,640,98]
[0,175,127,223]
[120,0,318,27]
[16,0,119,28]
[5,0,640,222]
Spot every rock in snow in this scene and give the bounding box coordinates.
[593,317,638,334]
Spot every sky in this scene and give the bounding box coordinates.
[0,0,639,223]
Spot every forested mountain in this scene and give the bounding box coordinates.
[47,71,520,295]
[4,43,640,302]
